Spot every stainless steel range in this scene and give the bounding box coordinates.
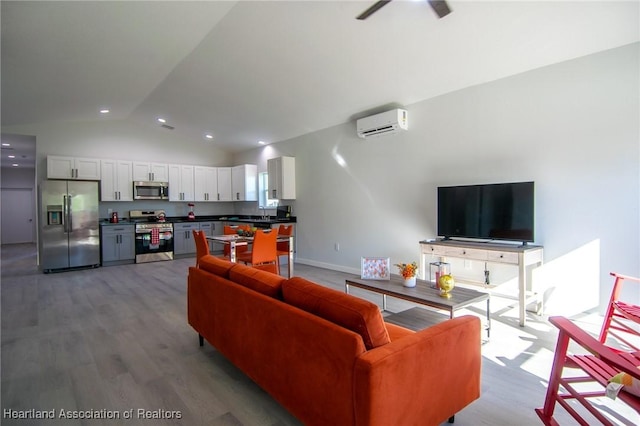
[130,210,174,263]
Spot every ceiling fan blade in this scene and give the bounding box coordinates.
[356,0,392,20]
[428,0,452,18]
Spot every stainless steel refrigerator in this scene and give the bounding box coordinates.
[39,180,100,273]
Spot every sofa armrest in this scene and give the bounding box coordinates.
[353,315,481,426]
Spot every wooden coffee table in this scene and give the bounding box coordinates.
[345,275,491,338]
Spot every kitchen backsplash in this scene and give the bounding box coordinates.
[99,201,294,220]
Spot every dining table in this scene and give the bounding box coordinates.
[207,234,294,278]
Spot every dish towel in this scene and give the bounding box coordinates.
[150,228,160,249]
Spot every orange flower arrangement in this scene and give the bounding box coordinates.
[395,262,418,279]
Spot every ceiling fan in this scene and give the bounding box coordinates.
[357,0,451,20]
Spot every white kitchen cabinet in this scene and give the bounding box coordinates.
[232,164,258,201]
[101,225,135,265]
[100,159,133,201]
[168,164,195,202]
[267,156,296,200]
[217,167,232,202]
[194,166,218,202]
[47,156,101,180]
[132,161,169,182]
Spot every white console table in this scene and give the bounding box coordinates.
[419,240,544,327]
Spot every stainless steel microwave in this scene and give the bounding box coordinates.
[133,181,169,200]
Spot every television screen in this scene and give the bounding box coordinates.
[437,181,535,243]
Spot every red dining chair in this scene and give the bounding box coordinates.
[276,224,293,277]
[192,230,210,268]
[536,316,640,425]
[222,225,249,258]
[236,229,279,274]
[599,272,640,352]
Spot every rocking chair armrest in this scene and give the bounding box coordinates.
[549,316,640,378]
[610,272,640,283]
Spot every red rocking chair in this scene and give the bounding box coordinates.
[599,272,640,352]
[536,316,640,425]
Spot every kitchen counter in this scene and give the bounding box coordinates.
[169,215,296,225]
[100,220,136,226]
[99,215,296,226]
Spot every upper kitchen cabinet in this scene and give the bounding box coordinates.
[194,166,218,202]
[217,167,232,202]
[168,164,194,202]
[132,161,169,182]
[267,156,296,200]
[232,164,257,201]
[47,156,101,180]
[100,159,133,201]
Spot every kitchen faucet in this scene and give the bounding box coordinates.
[261,206,267,220]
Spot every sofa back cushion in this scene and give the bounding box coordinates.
[229,263,285,299]
[199,255,234,278]
[282,277,390,349]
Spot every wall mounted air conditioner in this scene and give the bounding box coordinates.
[356,108,408,139]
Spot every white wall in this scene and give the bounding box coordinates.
[235,43,640,315]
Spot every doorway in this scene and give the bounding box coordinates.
[1,188,35,244]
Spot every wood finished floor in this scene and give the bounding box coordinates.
[2,244,636,425]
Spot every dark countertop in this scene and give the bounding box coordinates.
[169,215,296,225]
[100,215,296,226]
[100,221,136,227]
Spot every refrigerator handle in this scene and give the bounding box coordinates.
[62,196,68,232]
[66,195,73,233]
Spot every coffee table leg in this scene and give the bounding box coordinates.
[486,299,491,340]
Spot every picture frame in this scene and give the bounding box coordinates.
[361,257,391,280]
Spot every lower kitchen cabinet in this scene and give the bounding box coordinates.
[198,221,223,254]
[101,225,135,265]
[174,222,200,256]
[198,221,223,237]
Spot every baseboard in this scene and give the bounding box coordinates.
[294,258,361,275]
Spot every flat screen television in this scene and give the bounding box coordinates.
[437,181,535,244]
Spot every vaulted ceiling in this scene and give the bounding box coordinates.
[2,0,638,166]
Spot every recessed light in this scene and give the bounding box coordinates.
[205,134,214,140]
[157,118,166,123]
[258,140,266,145]
[12,164,19,167]
[8,155,15,158]
[99,108,110,114]
[2,143,10,147]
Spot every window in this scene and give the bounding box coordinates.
[258,172,279,208]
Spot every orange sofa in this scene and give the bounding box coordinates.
[188,255,481,426]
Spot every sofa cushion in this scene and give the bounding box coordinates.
[199,255,235,278]
[229,263,286,299]
[282,277,390,350]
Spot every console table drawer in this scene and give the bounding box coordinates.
[486,250,519,264]
[447,247,487,261]
[426,244,487,261]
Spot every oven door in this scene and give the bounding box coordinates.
[135,225,174,263]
